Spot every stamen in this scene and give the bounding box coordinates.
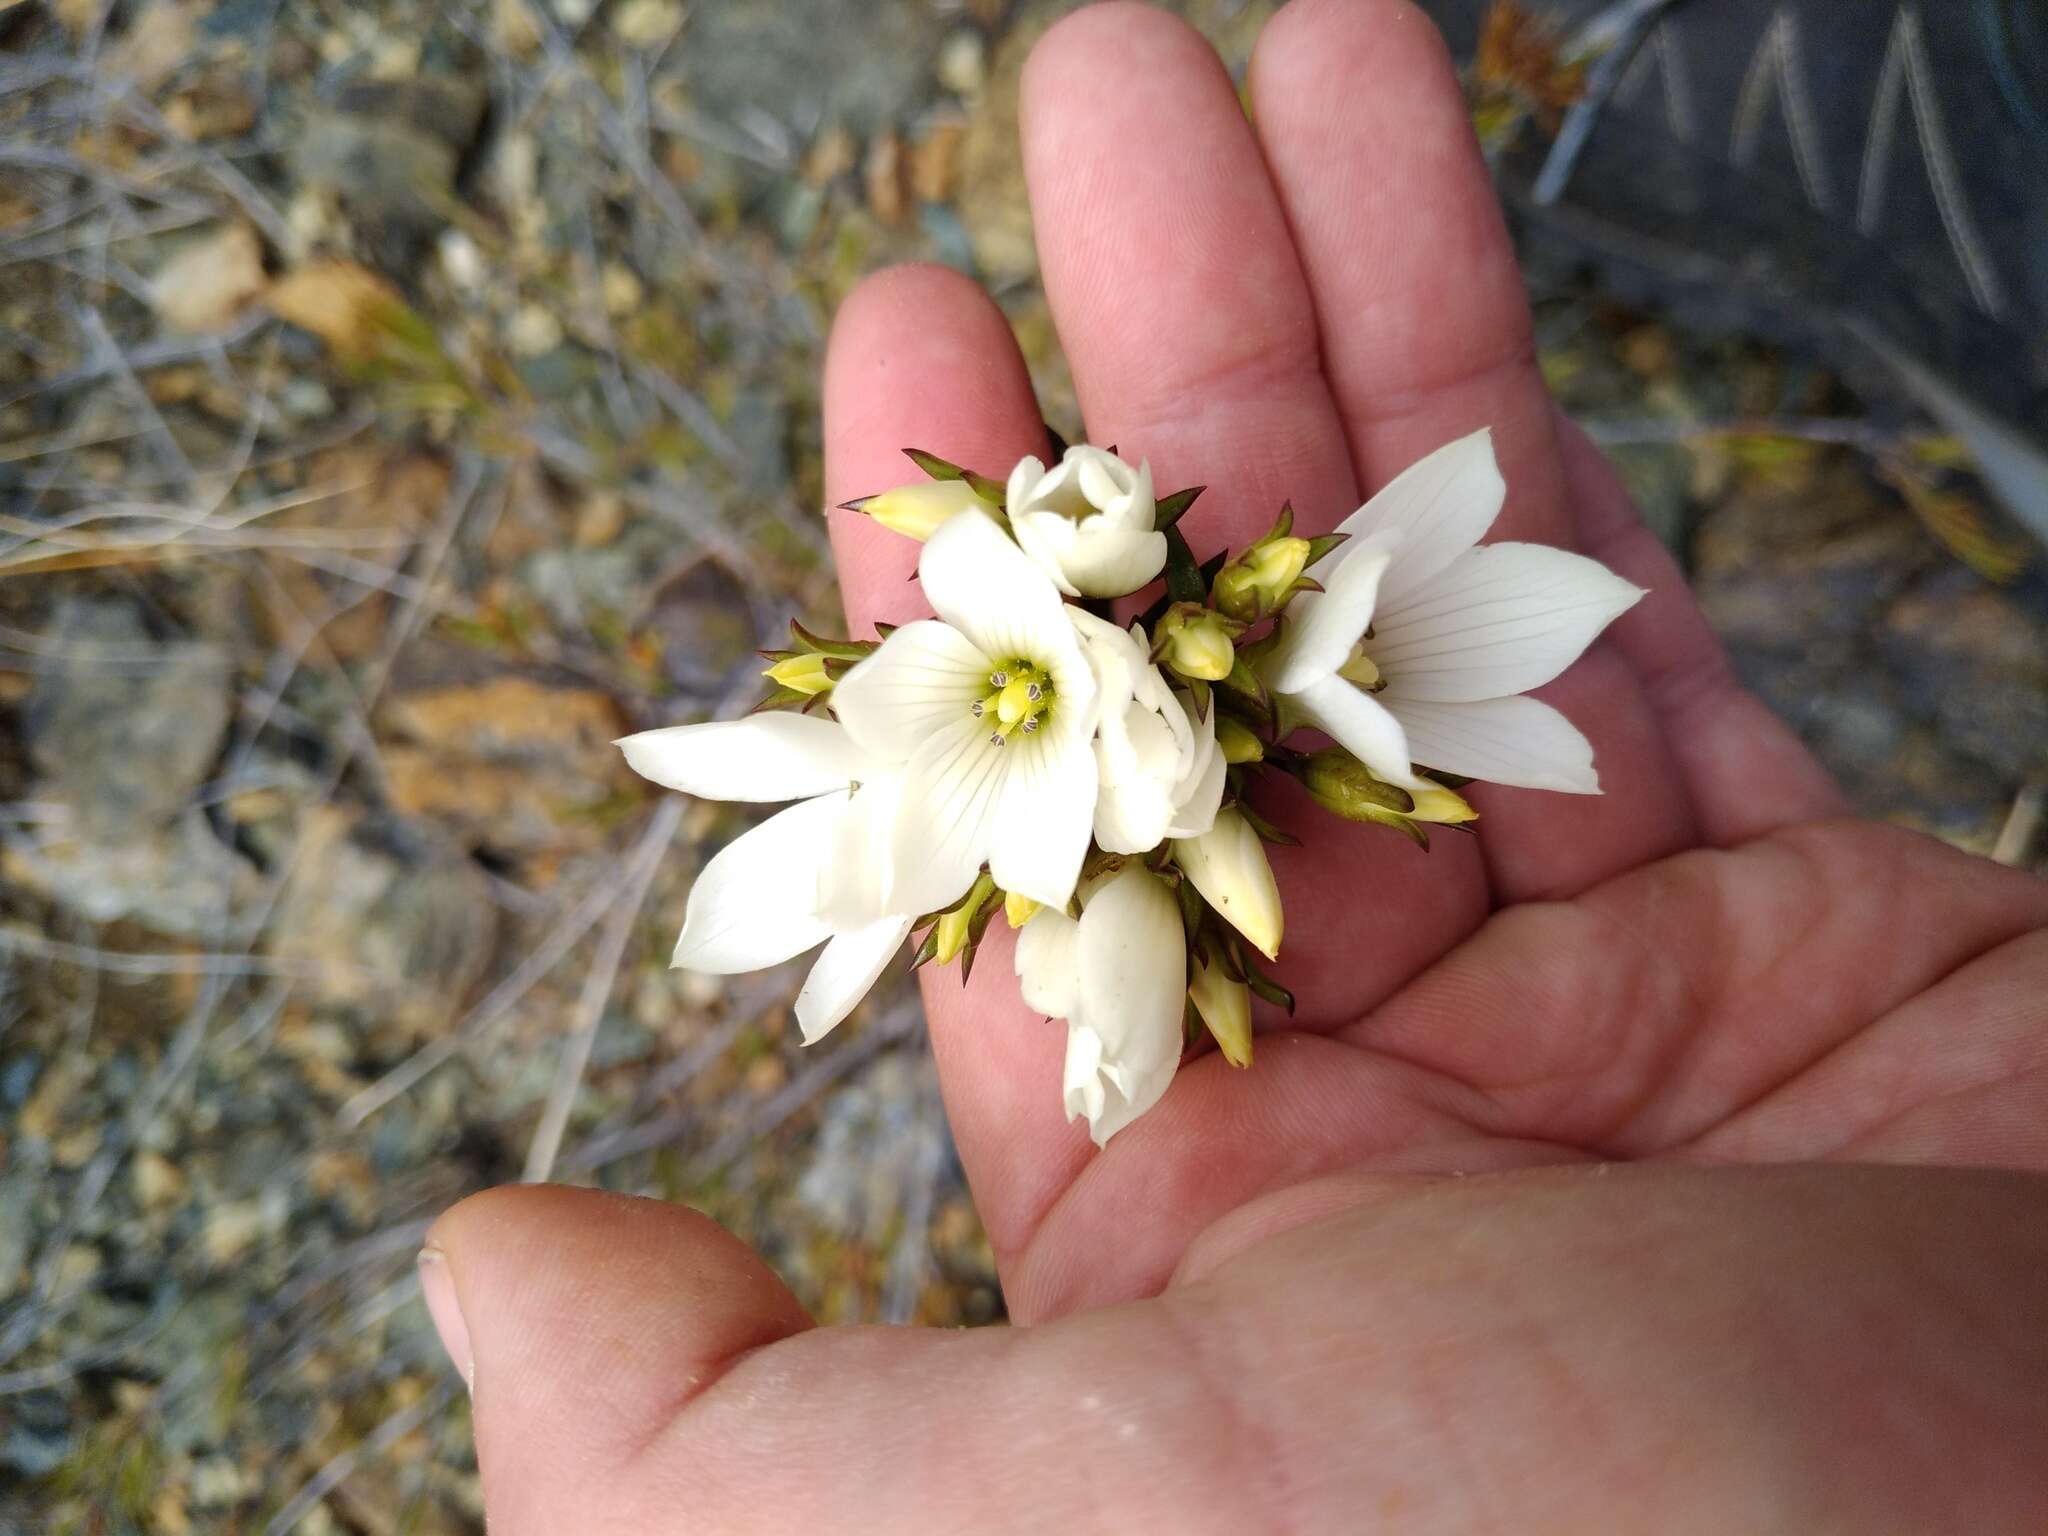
[1025,682,1042,702]
[989,731,1007,747]
[1021,716,1039,733]
[990,670,1009,688]
[970,700,983,717]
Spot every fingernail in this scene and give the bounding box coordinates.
[417,1245,474,1390]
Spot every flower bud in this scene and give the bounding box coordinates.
[1188,956,1252,1067]
[1004,889,1042,928]
[1212,535,1312,622]
[1172,809,1282,961]
[1300,748,1415,820]
[762,653,833,696]
[932,871,996,965]
[1153,603,1239,683]
[1407,778,1478,825]
[848,478,989,541]
[1213,714,1265,765]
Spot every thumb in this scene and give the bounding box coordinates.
[418,1185,812,1531]
[417,1183,1258,1534]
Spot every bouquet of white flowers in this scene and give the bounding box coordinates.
[617,429,1642,1144]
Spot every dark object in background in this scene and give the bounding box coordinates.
[1420,0,2048,545]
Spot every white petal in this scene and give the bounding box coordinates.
[1070,866,1186,1144]
[1055,525,1167,599]
[795,913,912,1043]
[1016,908,1081,1017]
[1371,543,1645,704]
[1291,674,1424,790]
[830,620,989,762]
[816,771,901,925]
[1062,1022,1109,1128]
[1268,530,1398,695]
[1011,511,1083,597]
[1005,454,1046,512]
[919,504,1073,665]
[618,715,868,802]
[888,718,1007,917]
[672,794,842,973]
[1384,694,1601,793]
[1165,727,1227,839]
[1335,429,1505,606]
[987,732,1098,909]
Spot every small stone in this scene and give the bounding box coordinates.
[203,1200,267,1266]
[864,131,908,226]
[508,303,565,357]
[149,222,268,333]
[600,261,644,317]
[937,29,987,95]
[613,0,682,48]
[743,1055,788,1097]
[52,1126,100,1170]
[55,1243,101,1291]
[574,492,627,548]
[910,113,966,204]
[437,229,484,294]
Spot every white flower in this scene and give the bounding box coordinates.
[1069,609,1226,855]
[830,510,1101,916]
[1014,863,1186,1146]
[1172,808,1283,961]
[1262,430,1645,794]
[1006,445,1165,599]
[617,714,912,1042]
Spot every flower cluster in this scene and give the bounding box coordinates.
[618,432,1643,1144]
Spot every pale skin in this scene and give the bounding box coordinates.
[420,4,2048,1530]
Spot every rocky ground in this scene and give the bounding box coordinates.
[0,0,2041,1531]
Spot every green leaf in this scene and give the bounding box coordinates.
[1153,485,1205,529]
[1163,526,1207,605]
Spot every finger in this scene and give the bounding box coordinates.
[421,1186,813,1533]
[822,265,1094,1268]
[1248,0,1695,899]
[1021,0,1488,1022]
[1554,415,1847,843]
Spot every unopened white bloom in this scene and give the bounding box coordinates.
[1262,431,1644,794]
[617,714,911,1042]
[853,478,988,542]
[1014,864,1186,1146]
[1172,808,1282,961]
[1069,609,1225,855]
[1007,445,1165,599]
[831,510,1101,915]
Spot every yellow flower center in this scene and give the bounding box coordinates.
[969,658,1054,746]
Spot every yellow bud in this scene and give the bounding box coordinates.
[763,653,833,696]
[1214,714,1264,765]
[931,871,996,965]
[1156,605,1237,682]
[1407,778,1478,825]
[1004,890,1042,928]
[1213,536,1312,622]
[1172,809,1282,961]
[856,478,988,541]
[1188,961,1252,1067]
[1336,644,1382,690]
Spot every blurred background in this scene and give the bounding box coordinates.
[0,0,2042,1529]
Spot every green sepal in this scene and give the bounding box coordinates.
[1162,526,1207,605]
[788,618,877,662]
[748,686,814,714]
[1302,532,1349,566]
[955,883,1006,985]
[1232,792,1301,847]
[903,448,1006,506]
[1216,652,1270,715]
[1242,961,1295,1015]
[1153,485,1205,530]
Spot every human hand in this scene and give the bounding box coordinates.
[421,3,2048,1529]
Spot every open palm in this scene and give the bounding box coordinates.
[423,5,2048,1530]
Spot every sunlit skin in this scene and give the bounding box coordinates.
[423,4,2048,1530]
